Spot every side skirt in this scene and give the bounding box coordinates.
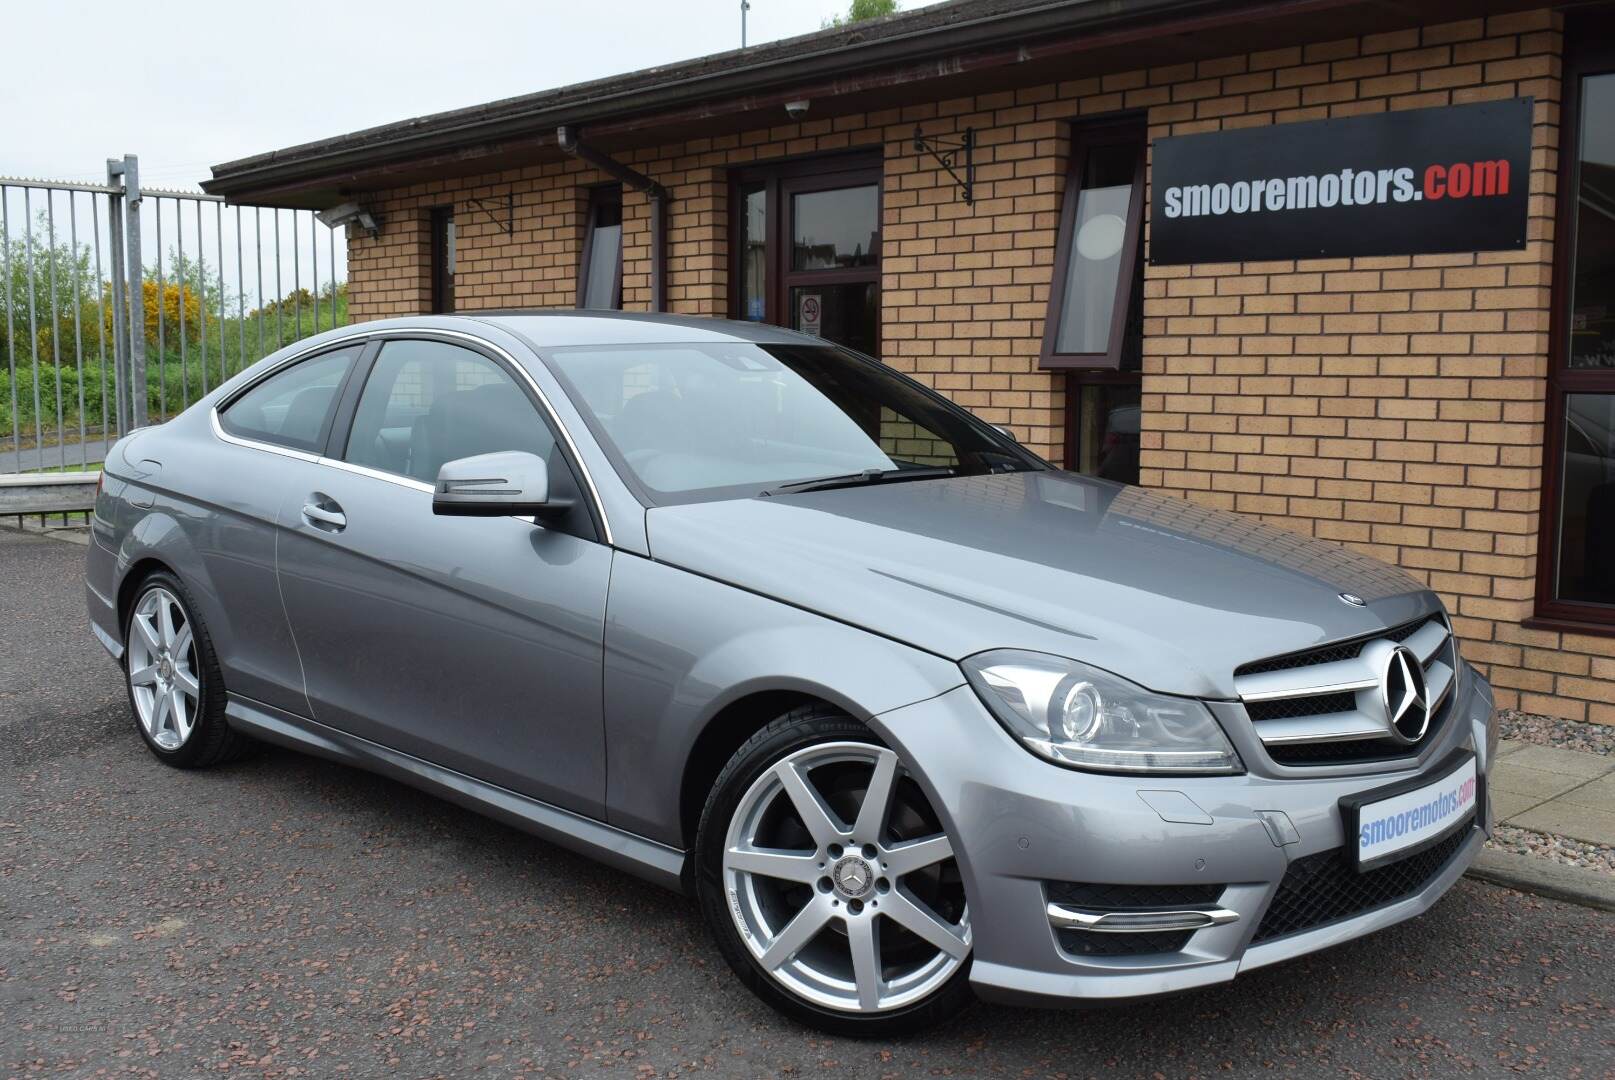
[225,694,689,892]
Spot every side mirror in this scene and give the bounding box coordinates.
[994,424,1020,443]
[432,451,572,518]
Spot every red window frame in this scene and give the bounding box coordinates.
[1532,14,1615,634]
[728,152,882,353]
[1040,120,1147,371]
[429,207,454,314]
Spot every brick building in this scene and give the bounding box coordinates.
[207,0,1615,723]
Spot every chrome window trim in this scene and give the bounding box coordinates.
[321,456,436,494]
[210,410,323,464]
[209,325,615,544]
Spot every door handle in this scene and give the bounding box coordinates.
[301,500,346,531]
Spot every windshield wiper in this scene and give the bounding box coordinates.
[762,466,956,497]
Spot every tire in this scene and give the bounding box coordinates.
[123,569,255,769]
[695,704,975,1036]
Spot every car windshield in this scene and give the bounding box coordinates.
[543,341,1041,503]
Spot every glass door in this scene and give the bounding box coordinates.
[732,157,882,356]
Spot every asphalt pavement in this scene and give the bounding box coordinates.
[2,526,1612,1078]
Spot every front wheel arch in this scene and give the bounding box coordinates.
[679,690,831,853]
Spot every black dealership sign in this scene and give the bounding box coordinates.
[1149,98,1533,265]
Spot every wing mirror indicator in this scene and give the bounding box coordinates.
[432,451,573,519]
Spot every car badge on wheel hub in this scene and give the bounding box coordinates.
[831,855,874,898]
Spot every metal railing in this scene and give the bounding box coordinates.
[1,155,346,476]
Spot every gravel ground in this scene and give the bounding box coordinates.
[1498,710,1615,757]
[1488,711,1615,876]
[4,528,1614,1078]
[1487,824,1615,876]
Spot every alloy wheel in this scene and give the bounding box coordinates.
[127,587,201,751]
[721,741,970,1013]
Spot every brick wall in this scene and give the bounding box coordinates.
[1133,9,1614,724]
[343,7,1614,723]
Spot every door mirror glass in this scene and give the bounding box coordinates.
[432,451,570,518]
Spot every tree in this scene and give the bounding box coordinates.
[824,0,899,30]
[1,222,107,365]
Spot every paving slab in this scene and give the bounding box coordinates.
[1490,760,1591,803]
[1561,773,1615,812]
[1502,744,1615,781]
[1510,801,1615,848]
[1491,789,1544,823]
[1496,738,1529,757]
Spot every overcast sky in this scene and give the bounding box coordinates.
[1,0,893,189]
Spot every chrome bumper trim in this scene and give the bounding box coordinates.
[1046,904,1241,933]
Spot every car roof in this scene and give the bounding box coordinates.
[463,310,821,348]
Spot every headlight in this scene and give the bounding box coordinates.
[962,650,1242,775]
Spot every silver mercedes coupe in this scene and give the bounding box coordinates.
[86,313,1498,1035]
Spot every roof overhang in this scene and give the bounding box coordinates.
[205,0,1547,208]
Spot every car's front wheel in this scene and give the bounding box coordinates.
[124,570,253,768]
[695,706,974,1036]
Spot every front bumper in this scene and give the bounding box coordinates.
[870,665,1496,1007]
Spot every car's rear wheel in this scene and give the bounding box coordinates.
[124,571,253,768]
[695,706,973,1036]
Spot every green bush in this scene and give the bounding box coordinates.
[1,286,347,441]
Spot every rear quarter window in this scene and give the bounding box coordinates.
[218,347,360,453]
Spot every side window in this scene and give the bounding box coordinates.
[219,347,359,452]
[344,339,554,484]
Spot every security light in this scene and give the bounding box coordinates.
[316,201,381,236]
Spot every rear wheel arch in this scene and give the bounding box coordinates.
[117,557,176,641]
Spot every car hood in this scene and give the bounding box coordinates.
[643,471,1437,699]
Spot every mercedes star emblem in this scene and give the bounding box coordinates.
[1380,645,1431,744]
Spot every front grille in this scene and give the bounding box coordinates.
[1046,881,1224,908]
[1236,615,1436,677]
[1234,611,1457,769]
[1252,819,1474,943]
[1058,928,1194,956]
[1245,690,1357,723]
[1266,691,1454,766]
[1266,738,1415,766]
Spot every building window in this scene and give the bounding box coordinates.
[730,154,881,356]
[430,207,455,314]
[1541,25,1615,627]
[1042,122,1146,371]
[580,185,623,310]
[1048,121,1146,485]
[1068,375,1142,485]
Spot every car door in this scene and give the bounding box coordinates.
[199,342,368,715]
[272,334,612,818]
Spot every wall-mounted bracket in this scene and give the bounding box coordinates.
[913,125,975,206]
[467,190,514,235]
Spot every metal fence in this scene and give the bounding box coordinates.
[1,155,346,476]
